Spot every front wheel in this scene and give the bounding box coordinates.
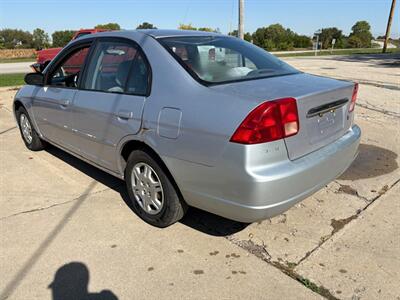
[125,150,187,227]
[16,107,46,151]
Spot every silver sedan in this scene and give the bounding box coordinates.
[14,30,361,227]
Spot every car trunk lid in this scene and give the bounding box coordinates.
[211,73,355,160]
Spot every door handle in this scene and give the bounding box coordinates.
[117,111,133,120]
[60,99,70,106]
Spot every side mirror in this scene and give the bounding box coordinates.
[24,73,44,86]
[30,61,50,73]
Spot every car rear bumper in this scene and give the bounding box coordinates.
[174,125,361,223]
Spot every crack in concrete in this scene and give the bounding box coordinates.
[296,178,400,266]
[330,215,358,235]
[225,179,399,299]
[0,181,98,300]
[0,104,12,113]
[0,126,17,135]
[356,102,400,118]
[226,236,272,261]
[333,180,370,202]
[0,185,120,221]
[226,236,339,300]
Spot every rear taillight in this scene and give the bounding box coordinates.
[230,97,299,144]
[349,83,358,112]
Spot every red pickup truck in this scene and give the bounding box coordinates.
[32,28,107,72]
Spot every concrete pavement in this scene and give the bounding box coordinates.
[283,53,400,90]
[0,88,321,299]
[1,53,399,299]
[0,62,34,74]
[296,184,400,299]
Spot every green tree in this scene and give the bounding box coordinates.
[348,21,373,48]
[293,34,312,48]
[0,29,33,49]
[178,23,197,30]
[252,24,312,50]
[252,24,295,51]
[347,35,363,48]
[95,23,121,30]
[136,22,157,29]
[52,30,75,47]
[228,30,252,42]
[319,27,344,49]
[32,28,50,50]
[198,27,215,32]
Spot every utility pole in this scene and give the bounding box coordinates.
[238,0,244,39]
[383,0,396,53]
[314,30,321,56]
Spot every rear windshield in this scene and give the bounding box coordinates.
[159,36,299,85]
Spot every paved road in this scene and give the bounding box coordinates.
[0,54,399,299]
[0,61,34,74]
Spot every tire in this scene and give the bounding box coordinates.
[16,107,46,151]
[125,150,187,227]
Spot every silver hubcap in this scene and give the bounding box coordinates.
[131,162,164,215]
[20,114,33,144]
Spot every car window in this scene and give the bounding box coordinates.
[83,40,149,95]
[159,36,299,84]
[125,52,149,95]
[49,46,90,88]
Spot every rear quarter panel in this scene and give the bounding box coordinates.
[137,35,260,167]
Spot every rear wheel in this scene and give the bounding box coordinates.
[16,107,46,151]
[125,150,187,227]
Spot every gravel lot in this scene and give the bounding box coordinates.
[0,53,399,299]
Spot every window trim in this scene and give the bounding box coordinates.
[44,39,95,90]
[78,37,152,97]
[157,36,301,87]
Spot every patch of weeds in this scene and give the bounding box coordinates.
[298,277,338,300]
[271,261,339,300]
[299,277,320,292]
[228,237,339,299]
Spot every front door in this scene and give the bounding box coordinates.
[72,38,150,171]
[32,44,91,151]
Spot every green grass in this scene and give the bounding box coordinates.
[275,47,399,57]
[0,57,36,63]
[0,73,25,87]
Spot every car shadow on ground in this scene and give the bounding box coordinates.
[329,53,400,68]
[49,262,118,300]
[339,143,398,180]
[45,146,248,236]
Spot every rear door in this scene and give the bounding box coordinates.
[72,38,150,171]
[32,43,92,151]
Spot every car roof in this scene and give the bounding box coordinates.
[79,29,223,40]
[135,29,222,38]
